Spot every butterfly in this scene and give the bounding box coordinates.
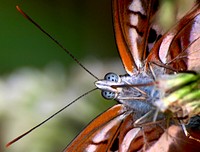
[65,0,200,151]
[6,0,200,151]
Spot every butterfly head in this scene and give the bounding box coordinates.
[95,72,122,100]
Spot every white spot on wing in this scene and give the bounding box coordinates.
[159,33,175,63]
[92,114,126,143]
[129,0,145,15]
[190,15,200,41]
[85,145,97,152]
[129,28,142,68]
[130,14,139,26]
[121,128,141,152]
[187,15,200,70]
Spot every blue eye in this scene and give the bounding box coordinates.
[101,90,116,100]
[104,72,120,82]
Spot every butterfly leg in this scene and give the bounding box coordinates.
[134,109,157,126]
[141,126,150,151]
[181,119,200,143]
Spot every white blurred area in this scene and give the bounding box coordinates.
[1,59,124,152]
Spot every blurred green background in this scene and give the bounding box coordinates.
[0,0,195,152]
[1,0,120,73]
[1,0,123,152]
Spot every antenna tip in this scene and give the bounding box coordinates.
[16,5,20,10]
[6,137,19,148]
[6,142,11,148]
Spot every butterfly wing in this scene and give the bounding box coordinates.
[145,2,200,150]
[148,125,200,152]
[65,104,167,152]
[113,0,161,75]
[117,115,165,152]
[64,104,128,151]
[147,2,200,73]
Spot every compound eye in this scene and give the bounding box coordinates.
[101,90,117,100]
[104,73,120,82]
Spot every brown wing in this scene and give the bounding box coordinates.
[112,0,161,75]
[118,115,165,152]
[145,2,200,151]
[64,104,167,152]
[64,104,127,151]
[147,2,200,73]
[148,125,200,152]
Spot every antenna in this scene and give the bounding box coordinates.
[16,6,99,80]
[6,88,97,147]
